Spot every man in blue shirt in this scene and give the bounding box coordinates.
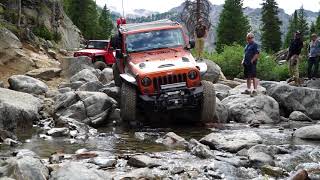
[307,33,320,80]
[242,33,260,96]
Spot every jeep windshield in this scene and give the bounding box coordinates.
[86,41,108,49]
[126,29,185,53]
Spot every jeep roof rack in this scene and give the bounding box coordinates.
[119,19,180,33]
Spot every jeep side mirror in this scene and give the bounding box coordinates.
[115,49,123,59]
[189,40,195,49]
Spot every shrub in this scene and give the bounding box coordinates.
[33,25,53,40]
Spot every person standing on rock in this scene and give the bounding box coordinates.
[241,33,260,97]
[286,31,304,85]
[195,22,208,60]
[307,33,320,80]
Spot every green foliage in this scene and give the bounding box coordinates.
[216,0,250,52]
[260,0,282,53]
[33,25,53,40]
[204,44,290,81]
[0,21,20,36]
[284,11,299,48]
[297,6,309,38]
[96,5,113,39]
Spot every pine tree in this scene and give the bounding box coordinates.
[316,12,320,35]
[260,0,282,53]
[297,6,309,38]
[310,22,316,34]
[97,5,114,39]
[284,10,299,48]
[216,0,250,52]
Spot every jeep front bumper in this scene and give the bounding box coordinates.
[138,82,203,111]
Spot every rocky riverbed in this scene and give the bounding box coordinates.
[1,57,320,180]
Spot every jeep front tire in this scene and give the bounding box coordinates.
[120,83,137,122]
[200,80,216,123]
[112,64,122,87]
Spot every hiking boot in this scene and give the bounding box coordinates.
[241,89,251,95]
[250,90,258,97]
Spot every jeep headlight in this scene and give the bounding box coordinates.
[141,77,152,87]
[188,70,198,80]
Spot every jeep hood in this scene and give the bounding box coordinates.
[76,49,106,54]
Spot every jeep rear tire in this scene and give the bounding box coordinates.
[120,83,137,122]
[200,80,216,123]
[112,64,122,87]
[94,61,107,70]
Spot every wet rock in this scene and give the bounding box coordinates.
[248,145,274,167]
[70,81,85,90]
[294,125,320,140]
[263,83,320,120]
[46,128,69,137]
[188,139,214,159]
[88,157,117,168]
[99,68,113,84]
[134,132,159,141]
[70,69,99,83]
[228,83,266,96]
[78,81,103,92]
[115,168,161,179]
[289,111,313,122]
[200,130,262,153]
[157,132,188,148]
[8,75,48,95]
[214,83,231,100]
[0,156,49,180]
[50,162,110,180]
[0,81,4,88]
[288,169,310,180]
[26,68,61,80]
[171,167,185,174]
[100,86,120,102]
[57,87,71,94]
[14,149,39,158]
[295,163,320,179]
[49,153,65,164]
[221,94,280,124]
[39,134,53,140]
[202,59,221,84]
[60,57,95,78]
[3,138,21,146]
[215,98,229,123]
[109,108,121,121]
[55,91,117,126]
[0,88,42,133]
[75,152,98,160]
[261,165,288,178]
[127,155,161,168]
[215,155,250,167]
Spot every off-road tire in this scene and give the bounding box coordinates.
[120,82,137,122]
[200,80,216,123]
[112,64,122,87]
[94,61,107,70]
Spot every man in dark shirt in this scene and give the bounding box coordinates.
[286,31,304,85]
[195,22,208,60]
[242,33,260,96]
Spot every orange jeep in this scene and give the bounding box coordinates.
[112,20,216,122]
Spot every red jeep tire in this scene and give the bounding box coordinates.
[200,80,216,123]
[120,82,137,122]
[94,61,107,70]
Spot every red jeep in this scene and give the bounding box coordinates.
[74,40,116,70]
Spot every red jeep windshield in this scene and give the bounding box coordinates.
[87,41,108,49]
[126,29,185,53]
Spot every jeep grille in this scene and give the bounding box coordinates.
[153,73,187,92]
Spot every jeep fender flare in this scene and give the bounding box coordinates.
[120,74,137,85]
[196,62,208,76]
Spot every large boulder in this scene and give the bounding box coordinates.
[202,59,221,84]
[215,98,229,123]
[26,68,61,81]
[289,111,313,122]
[214,83,231,100]
[228,83,267,96]
[0,27,22,65]
[294,125,320,140]
[50,162,110,180]
[70,69,99,83]
[221,94,280,124]
[0,88,42,132]
[8,75,48,95]
[78,81,104,92]
[99,68,113,84]
[60,57,95,78]
[54,91,117,126]
[200,130,262,153]
[127,155,161,168]
[262,83,320,120]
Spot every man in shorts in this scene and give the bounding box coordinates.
[286,31,303,85]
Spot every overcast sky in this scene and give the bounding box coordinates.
[96,0,320,15]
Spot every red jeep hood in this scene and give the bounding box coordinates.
[76,49,107,54]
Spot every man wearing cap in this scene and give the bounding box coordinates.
[286,31,304,85]
[307,33,320,80]
[241,32,260,96]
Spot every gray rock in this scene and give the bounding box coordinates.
[114,168,160,179]
[157,132,188,148]
[88,157,117,168]
[58,87,72,94]
[0,88,42,132]
[215,98,229,123]
[262,83,320,120]
[248,145,275,167]
[188,139,214,159]
[0,81,4,88]
[200,130,262,153]
[70,81,85,90]
[26,68,61,80]
[0,156,49,180]
[70,69,99,83]
[202,59,221,84]
[48,49,57,59]
[0,27,22,65]
[78,81,103,92]
[221,94,280,124]
[261,165,288,178]
[8,75,48,95]
[289,111,313,122]
[99,68,113,84]
[3,138,21,146]
[305,79,320,89]
[127,155,161,168]
[60,57,95,78]
[100,87,120,102]
[15,149,39,158]
[50,162,110,180]
[294,125,320,140]
[55,91,117,126]
[59,49,68,56]
[46,128,69,137]
[214,83,231,100]
[229,83,267,96]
